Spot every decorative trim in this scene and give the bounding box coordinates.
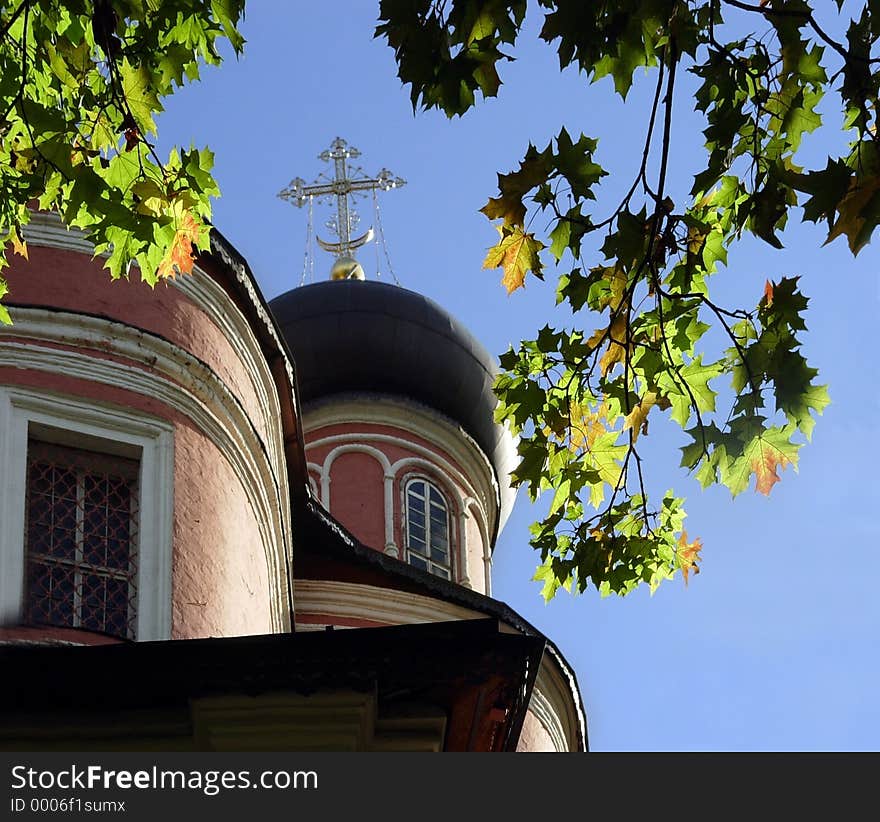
[0,311,292,632]
[20,210,296,407]
[320,444,396,555]
[293,579,484,627]
[529,655,582,752]
[310,431,489,547]
[311,429,492,592]
[0,386,173,640]
[16,211,288,502]
[304,397,499,536]
[397,465,462,584]
[466,498,492,596]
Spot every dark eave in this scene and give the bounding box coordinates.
[0,619,543,752]
[297,499,588,751]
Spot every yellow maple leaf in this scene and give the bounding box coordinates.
[568,401,610,452]
[598,313,628,376]
[9,228,27,260]
[483,226,544,294]
[157,210,201,280]
[622,391,657,442]
[677,530,702,586]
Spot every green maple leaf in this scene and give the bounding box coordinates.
[120,60,162,135]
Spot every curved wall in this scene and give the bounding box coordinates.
[302,395,496,595]
[0,216,292,643]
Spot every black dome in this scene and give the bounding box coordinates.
[269,280,517,525]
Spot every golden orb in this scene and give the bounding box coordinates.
[330,255,366,281]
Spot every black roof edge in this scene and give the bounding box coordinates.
[299,498,588,751]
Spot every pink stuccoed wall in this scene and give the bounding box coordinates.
[171,422,273,638]
[4,245,272,444]
[305,419,490,592]
[1,244,282,642]
[323,450,386,551]
[516,710,558,752]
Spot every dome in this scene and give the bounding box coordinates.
[269,279,517,529]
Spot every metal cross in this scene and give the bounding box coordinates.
[278,136,405,258]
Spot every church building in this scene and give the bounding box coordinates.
[0,140,586,752]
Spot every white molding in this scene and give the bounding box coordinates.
[304,398,499,536]
[529,654,584,752]
[321,443,396,554]
[0,387,173,640]
[293,579,483,627]
[466,498,492,596]
[0,311,292,632]
[19,210,296,568]
[397,466,462,584]
[311,429,492,592]
[310,431,489,548]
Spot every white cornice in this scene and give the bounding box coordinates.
[293,579,483,627]
[21,210,287,477]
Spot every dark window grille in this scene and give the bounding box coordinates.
[24,439,139,640]
[405,478,451,580]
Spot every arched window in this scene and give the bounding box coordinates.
[404,478,451,580]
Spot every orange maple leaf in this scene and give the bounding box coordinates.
[157,210,200,279]
[750,447,791,495]
[677,530,702,586]
[763,279,774,306]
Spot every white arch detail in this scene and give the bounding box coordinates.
[321,444,395,554]
[466,497,493,596]
[307,432,492,586]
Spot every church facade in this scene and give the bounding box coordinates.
[0,203,586,751]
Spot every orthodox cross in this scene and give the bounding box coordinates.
[278,137,405,260]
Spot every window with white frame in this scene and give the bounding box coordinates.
[24,439,140,639]
[0,388,173,641]
[404,478,451,580]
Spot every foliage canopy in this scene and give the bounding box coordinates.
[0,0,244,324]
[376,0,877,598]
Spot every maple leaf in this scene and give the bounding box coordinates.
[157,210,202,280]
[750,439,792,495]
[763,279,774,306]
[480,193,526,227]
[10,229,27,260]
[677,530,702,586]
[824,172,880,255]
[722,425,801,497]
[598,313,628,376]
[567,401,610,451]
[483,225,544,294]
[623,391,657,442]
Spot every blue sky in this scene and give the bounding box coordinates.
[155,3,879,751]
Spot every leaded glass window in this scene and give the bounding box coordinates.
[405,478,451,580]
[24,440,139,639]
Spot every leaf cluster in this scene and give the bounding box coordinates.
[376,0,874,598]
[0,0,245,322]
